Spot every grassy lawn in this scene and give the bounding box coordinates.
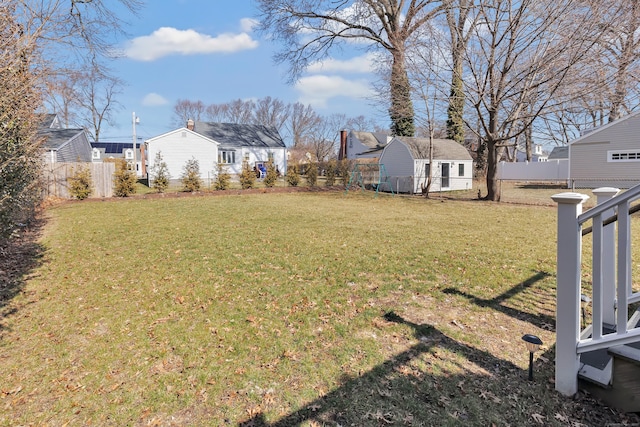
[1,190,638,426]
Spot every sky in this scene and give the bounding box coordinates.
[102,0,385,142]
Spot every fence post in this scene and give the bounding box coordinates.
[592,188,620,326]
[551,192,589,396]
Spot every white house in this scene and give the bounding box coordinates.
[39,114,92,163]
[344,130,392,160]
[145,127,219,182]
[188,121,287,175]
[569,111,640,188]
[515,144,548,162]
[379,136,474,193]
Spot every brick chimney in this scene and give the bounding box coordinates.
[339,129,348,160]
[187,119,195,131]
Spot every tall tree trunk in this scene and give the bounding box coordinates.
[389,50,415,137]
[485,109,500,201]
[447,44,465,143]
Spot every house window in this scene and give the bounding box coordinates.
[125,149,133,160]
[92,148,101,160]
[608,150,640,162]
[219,151,236,164]
[458,163,464,176]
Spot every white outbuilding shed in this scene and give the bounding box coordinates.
[380,137,473,194]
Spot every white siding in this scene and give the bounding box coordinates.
[147,129,218,181]
[380,140,415,193]
[570,112,640,187]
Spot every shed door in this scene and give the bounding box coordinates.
[441,163,450,188]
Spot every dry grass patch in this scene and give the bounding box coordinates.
[1,191,638,426]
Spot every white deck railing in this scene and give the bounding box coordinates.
[553,184,640,396]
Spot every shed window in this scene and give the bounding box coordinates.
[92,148,101,160]
[219,151,236,164]
[125,149,133,160]
[608,150,640,162]
[458,163,464,176]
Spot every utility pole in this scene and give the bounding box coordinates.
[132,112,140,176]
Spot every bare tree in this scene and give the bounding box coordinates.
[462,0,599,201]
[173,99,205,127]
[287,102,321,147]
[304,113,350,162]
[225,99,255,124]
[256,0,444,137]
[253,96,291,133]
[205,103,229,122]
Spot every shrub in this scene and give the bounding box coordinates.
[68,165,93,200]
[263,161,278,188]
[181,158,202,192]
[305,162,318,187]
[239,161,256,189]
[113,158,137,197]
[286,164,300,187]
[338,159,353,186]
[214,163,231,190]
[150,151,170,193]
[325,160,337,186]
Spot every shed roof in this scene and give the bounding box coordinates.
[393,137,473,160]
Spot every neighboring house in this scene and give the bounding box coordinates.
[515,144,548,162]
[548,146,568,161]
[379,137,474,193]
[39,114,92,163]
[569,111,640,188]
[90,141,146,177]
[145,127,219,181]
[187,121,287,175]
[344,130,392,160]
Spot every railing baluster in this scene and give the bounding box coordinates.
[617,200,632,335]
[593,213,603,340]
[593,188,620,327]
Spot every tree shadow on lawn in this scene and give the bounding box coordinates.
[0,219,45,335]
[442,271,556,331]
[239,310,636,427]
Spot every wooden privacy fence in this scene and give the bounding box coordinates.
[43,162,115,198]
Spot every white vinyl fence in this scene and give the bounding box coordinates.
[498,160,569,183]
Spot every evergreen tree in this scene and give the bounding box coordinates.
[181,158,202,192]
[263,161,278,188]
[150,151,170,193]
[240,161,256,189]
[214,163,231,190]
[113,158,137,197]
[286,164,300,187]
[305,162,318,187]
[68,166,93,200]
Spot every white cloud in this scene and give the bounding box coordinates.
[240,18,258,33]
[142,93,169,106]
[124,27,258,61]
[295,75,373,108]
[307,53,377,74]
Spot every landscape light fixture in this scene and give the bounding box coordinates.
[580,294,591,329]
[522,334,543,381]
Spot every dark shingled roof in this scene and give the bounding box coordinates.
[40,128,85,150]
[191,122,286,149]
[548,146,568,160]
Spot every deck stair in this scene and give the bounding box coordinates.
[578,309,640,412]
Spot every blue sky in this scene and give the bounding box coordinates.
[102,0,384,141]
